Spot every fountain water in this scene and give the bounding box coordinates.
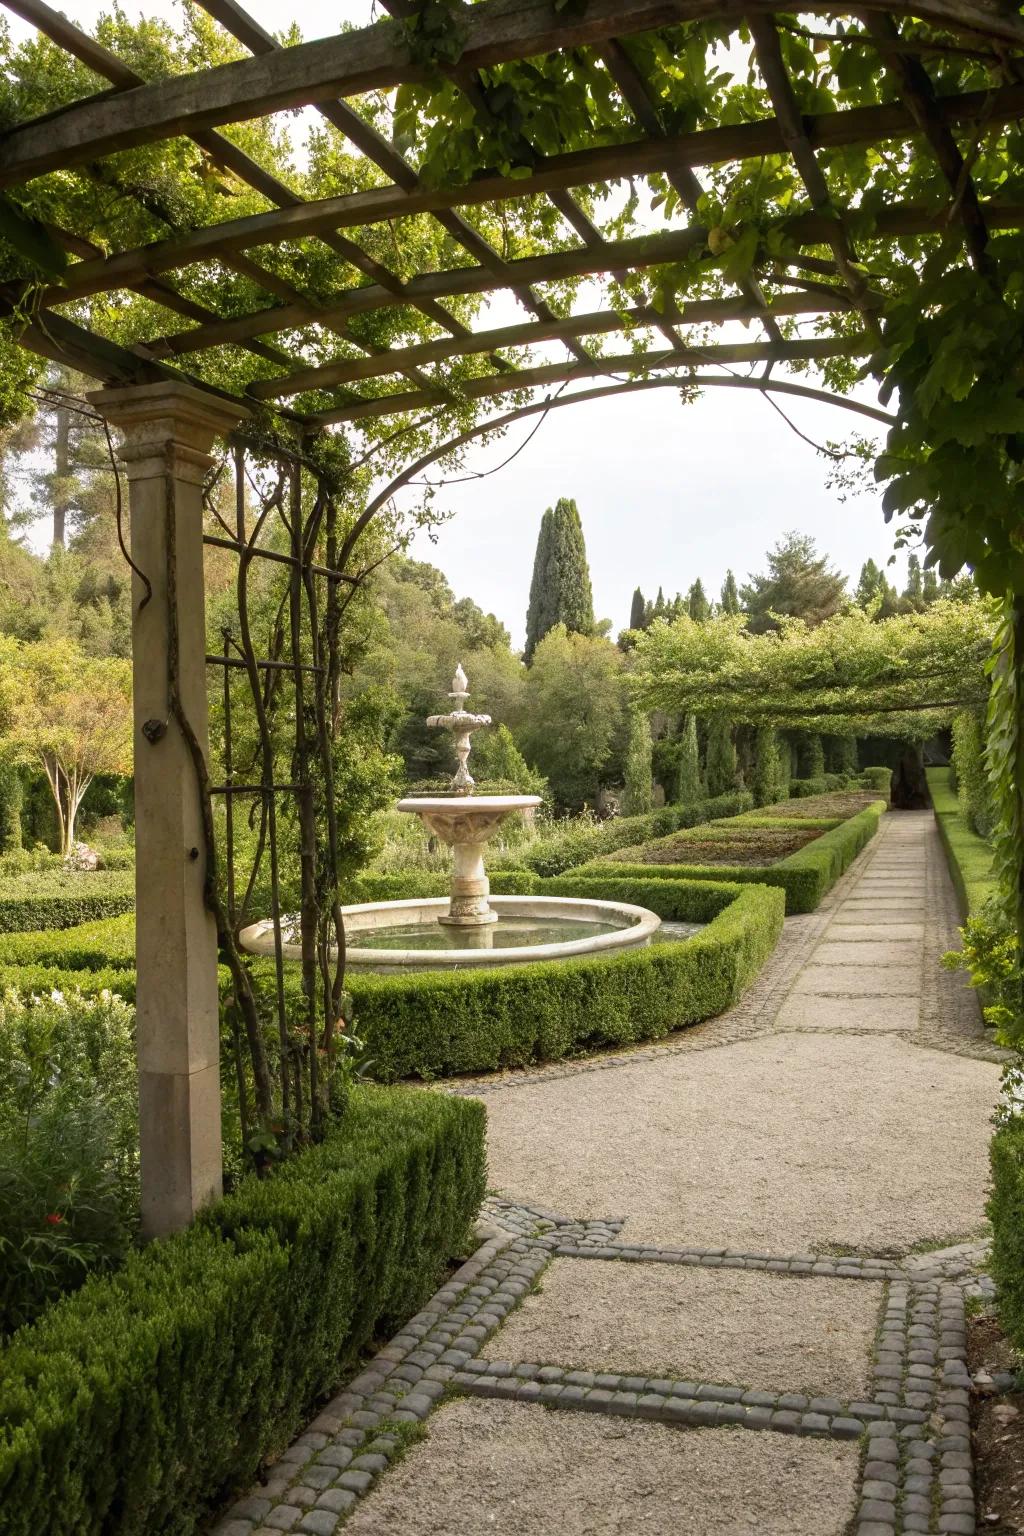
[239,667,662,969]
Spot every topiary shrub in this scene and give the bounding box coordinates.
[0,1085,484,1536]
[859,766,893,793]
[788,777,829,798]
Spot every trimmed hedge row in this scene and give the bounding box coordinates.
[989,1110,1024,1356]
[342,877,784,1080]
[0,911,136,970]
[0,1084,485,1536]
[584,801,886,914]
[349,868,538,903]
[0,870,135,933]
[926,766,997,919]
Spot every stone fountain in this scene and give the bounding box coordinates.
[396,664,540,927]
[239,667,663,970]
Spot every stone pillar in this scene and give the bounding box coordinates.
[87,382,250,1239]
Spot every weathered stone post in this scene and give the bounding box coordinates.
[87,382,250,1239]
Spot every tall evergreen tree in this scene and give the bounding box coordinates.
[922,566,940,604]
[628,586,647,632]
[622,710,654,815]
[687,578,712,623]
[652,586,667,622]
[740,532,847,633]
[855,559,900,616]
[524,497,595,661]
[720,569,740,615]
[705,714,737,796]
[904,553,924,607]
[676,713,702,804]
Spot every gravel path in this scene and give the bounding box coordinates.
[217,810,1003,1536]
[341,1401,860,1536]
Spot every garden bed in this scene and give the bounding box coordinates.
[752,790,884,821]
[605,824,824,867]
[926,766,997,919]
[585,801,886,914]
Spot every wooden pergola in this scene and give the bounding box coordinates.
[1,0,1021,1232]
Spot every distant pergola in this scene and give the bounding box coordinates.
[1,0,1021,1234]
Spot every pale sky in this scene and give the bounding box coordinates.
[5,0,910,645]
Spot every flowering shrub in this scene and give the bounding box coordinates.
[0,987,138,1333]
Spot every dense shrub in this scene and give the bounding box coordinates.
[587,801,886,913]
[344,879,783,1080]
[989,1090,1024,1356]
[860,766,893,792]
[927,767,996,918]
[788,777,829,798]
[0,989,138,1332]
[0,1085,484,1536]
[951,710,992,837]
[0,870,134,932]
[752,726,783,806]
[349,869,539,903]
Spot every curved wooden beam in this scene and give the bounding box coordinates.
[347,371,895,561]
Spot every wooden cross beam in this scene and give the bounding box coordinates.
[2,0,1022,186]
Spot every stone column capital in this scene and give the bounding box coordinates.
[86,380,251,485]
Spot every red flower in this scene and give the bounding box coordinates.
[44,1213,63,1226]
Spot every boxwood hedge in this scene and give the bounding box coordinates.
[584,801,886,914]
[0,870,135,933]
[0,1084,484,1536]
[342,876,784,1080]
[926,766,997,918]
[989,1108,1024,1357]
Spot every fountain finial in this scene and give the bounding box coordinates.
[450,662,469,702]
[426,665,491,794]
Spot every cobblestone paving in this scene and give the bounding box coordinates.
[213,811,1004,1536]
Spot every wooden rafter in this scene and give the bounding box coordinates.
[862,11,992,274]
[311,334,870,425]
[247,290,854,401]
[2,0,1022,188]
[21,80,1024,309]
[748,14,883,341]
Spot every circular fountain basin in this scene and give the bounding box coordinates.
[239,895,662,970]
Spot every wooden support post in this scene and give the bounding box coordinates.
[87,381,250,1239]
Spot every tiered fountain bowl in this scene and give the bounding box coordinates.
[239,666,661,971]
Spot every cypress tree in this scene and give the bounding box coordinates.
[622,710,654,816]
[752,726,782,807]
[675,714,702,804]
[652,586,667,621]
[922,566,940,604]
[720,569,740,615]
[705,714,737,796]
[800,732,825,779]
[687,579,711,623]
[524,497,595,661]
[628,586,647,632]
[904,553,924,605]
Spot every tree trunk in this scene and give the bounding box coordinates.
[1013,596,1024,991]
[890,743,929,809]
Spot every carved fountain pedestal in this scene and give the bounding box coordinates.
[398,664,539,927]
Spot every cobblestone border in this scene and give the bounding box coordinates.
[211,1202,988,1536]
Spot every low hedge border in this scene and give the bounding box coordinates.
[0,1084,485,1536]
[0,912,136,971]
[926,766,997,918]
[582,801,886,914]
[340,876,784,1081]
[0,870,135,933]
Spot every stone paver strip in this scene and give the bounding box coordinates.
[478,1256,880,1398]
[790,964,922,995]
[340,1400,862,1536]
